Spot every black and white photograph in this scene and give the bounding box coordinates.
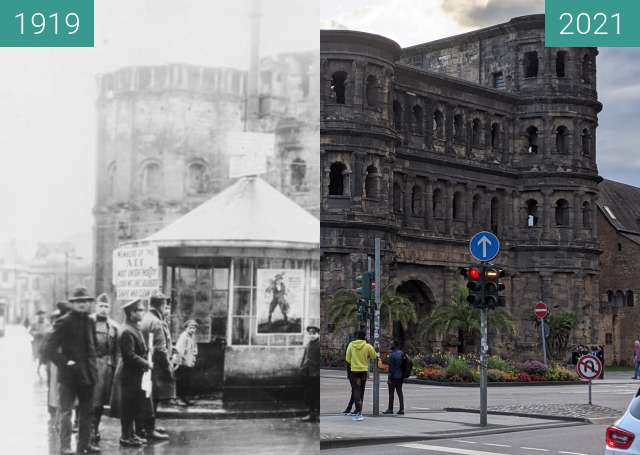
[0,0,320,453]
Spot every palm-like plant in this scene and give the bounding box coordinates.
[327,289,359,331]
[421,284,515,353]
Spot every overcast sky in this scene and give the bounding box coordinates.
[0,0,318,258]
[321,0,640,188]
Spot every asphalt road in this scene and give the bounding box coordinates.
[321,369,638,415]
[321,424,609,455]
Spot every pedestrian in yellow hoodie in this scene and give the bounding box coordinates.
[345,330,377,421]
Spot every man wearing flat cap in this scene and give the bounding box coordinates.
[300,325,320,422]
[140,290,175,440]
[90,293,119,445]
[43,287,100,454]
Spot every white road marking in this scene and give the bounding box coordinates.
[412,407,432,410]
[559,451,589,455]
[398,443,509,455]
[453,440,477,444]
[482,443,511,448]
[520,447,549,452]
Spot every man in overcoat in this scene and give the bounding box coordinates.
[90,293,119,444]
[300,325,320,422]
[140,291,175,440]
[43,287,99,455]
[116,298,152,448]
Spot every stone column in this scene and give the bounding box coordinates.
[425,178,433,231]
[466,185,474,235]
[445,181,453,236]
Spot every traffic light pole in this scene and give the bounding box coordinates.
[480,305,488,426]
[372,238,382,416]
[540,320,548,366]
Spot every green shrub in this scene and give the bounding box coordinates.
[545,363,579,381]
[487,355,515,372]
[487,368,510,382]
[445,357,477,382]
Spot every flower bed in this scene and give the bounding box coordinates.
[412,353,579,384]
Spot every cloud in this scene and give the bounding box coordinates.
[444,0,543,28]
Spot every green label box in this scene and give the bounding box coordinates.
[546,0,640,47]
[0,0,93,47]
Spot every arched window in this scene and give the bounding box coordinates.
[365,75,378,107]
[582,201,592,228]
[329,162,346,196]
[364,166,378,199]
[491,123,500,150]
[412,105,423,135]
[607,290,613,305]
[290,158,306,191]
[556,51,567,77]
[526,126,539,154]
[432,188,443,218]
[411,185,422,216]
[471,118,481,146]
[627,290,634,307]
[472,194,481,225]
[582,54,592,84]
[433,110,444,139]
[556,126,569,154]
[393,181,403,213]
[330,71,347,104]
[524,51,539,77]
[526,199,539,227]
[141,162,161,195]
[393,100,403,130]
[555,199,569,226]
[187,162,208,194]
[581,128,591,156]
[107,162,117,198]
[490,197,499,234]
[453,114,464,142]
[452,192,463,220]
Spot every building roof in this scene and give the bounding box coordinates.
[142,176,319,249]
[598,179,640,237]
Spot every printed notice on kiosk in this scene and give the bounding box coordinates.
[0,0,93,47]
[112,245,160,300]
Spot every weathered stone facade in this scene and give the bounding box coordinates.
[320,15,605,361]
[94,53,319,299]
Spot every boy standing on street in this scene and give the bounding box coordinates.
[345,330,377,421]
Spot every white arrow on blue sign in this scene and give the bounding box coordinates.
[469,231,500,262]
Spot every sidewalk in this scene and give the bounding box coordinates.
[154,398,308,419]
[320,410,585,449]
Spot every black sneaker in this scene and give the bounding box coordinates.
[382,409,394,414]
[397,409,405,415]
[120,438,143,448]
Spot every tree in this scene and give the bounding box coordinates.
[422,284,515,353]
[545,312,577,360]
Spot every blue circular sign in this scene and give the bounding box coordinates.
[469,231,500,262]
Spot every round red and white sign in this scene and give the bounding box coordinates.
[576,354,602,380]
[534,302,548,319]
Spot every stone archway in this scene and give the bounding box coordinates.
[395,279,435,352]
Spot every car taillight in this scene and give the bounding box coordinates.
[606,426,635,449]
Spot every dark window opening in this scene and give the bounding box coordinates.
[290,158,306,191]
[412,105,423,135]
[331,71,347,104]
[472,118,481,146]
[605,333,613,344]
[453,192,463,220]
[453,114,464,142]
[582,54,592,84]
[493,71,505,89]
[627,291,634,307]
[187,163,208,194]
[555,199,570,226]
[411,186,422,216]
[582,201,592,228]
[393,100,403,130]
[556,51,567,77]
[472,195,481,225]
[581,128,591,156]
[526,126,539,154]
[329,162,346,196]
[524,51,539,78]
[490,197,499,234]
[432,188,443,218]
[618,242,622,252]
[433,110,444,139]
[393,181,403,213]
[364,166,378,199]
[526,199,539,227]
[365,75,378,107]
[491,123,500,150]
[556,126,569,154]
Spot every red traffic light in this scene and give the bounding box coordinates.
[467,267,481,281]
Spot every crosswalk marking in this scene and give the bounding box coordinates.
[453,440,477,444]
[559,451,589,455]
[483,443,511,448]
[398,443,509,455]
[520,447,549,452]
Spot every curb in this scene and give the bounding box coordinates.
[155,408,308,420]
[444,407,588,423]
[407,379,584,387]
[320,421,586,449]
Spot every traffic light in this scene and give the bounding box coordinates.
[355,272,373,301]
[483,267,506,309]
[461,266,484,308]
[357,299,368,322]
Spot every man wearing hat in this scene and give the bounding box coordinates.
[90,293,119,445]
[114,298,152,448]
[300,325,320,422]
[43,287,99,454]
[140,290,175,440]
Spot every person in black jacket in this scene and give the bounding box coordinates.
[300,325,320,422]
[117,298,152,448]
[43,287,99,455]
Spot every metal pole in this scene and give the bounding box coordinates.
[373,238,381,417]
[480,305,488,426]
[541,319,548,366]
[588,380,592,405]
[366,258,372,337]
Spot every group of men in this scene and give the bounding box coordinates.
[43,287,180,454]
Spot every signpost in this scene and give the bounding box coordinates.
[535,302,549,366]
[576,354,603,405]
[468,231,501,426]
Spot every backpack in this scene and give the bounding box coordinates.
[401,353,413,379]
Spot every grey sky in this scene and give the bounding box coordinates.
[0,0,318,257]
[320,0,640,188]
